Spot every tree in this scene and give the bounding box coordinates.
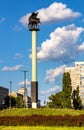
[62,72,72,108]
[48,72,72,108]
[48,91,63,108]
[16,96,24,108]
[4,96,16,108]
[72,86,82,109]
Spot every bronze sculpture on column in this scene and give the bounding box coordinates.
[28,12,40,108]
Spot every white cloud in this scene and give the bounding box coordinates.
[13,25,22,31]
[20,2,80,26]
[45,65,66,83]
[36,24,84,63]
[78,42,84,52]
[20,13,30,27]
[37,2,80,23]
[0,17,6,24]
[18,79,31,87]
[14,53,23,59]
[40,91,46,95]
[40,85,59,95]
[46,86,59,94]
[2,64,23,71]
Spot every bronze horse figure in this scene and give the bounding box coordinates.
[28,12,41,29]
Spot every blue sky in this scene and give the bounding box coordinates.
[0,0,84,104]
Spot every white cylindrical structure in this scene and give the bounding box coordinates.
[32,30,37,82]
[30,28,39,109]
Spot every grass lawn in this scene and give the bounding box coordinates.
[0,108,84,117]
[0,108,84,128]
[0,126,84,130]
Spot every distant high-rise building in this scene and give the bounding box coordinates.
[65,62,84,104]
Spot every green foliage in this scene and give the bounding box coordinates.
[4,96,16,108]
[48,72,72,108]
[62,72,72,108]
[48,92,63,108]
[16,96,24,108]
[1,108,84,117]
[1,126,84,130]
[4,96,24,108]
[72,86,82,110]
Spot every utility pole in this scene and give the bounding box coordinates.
[23,70,28,88]
[9,81,12,108]
[23,70,28,108]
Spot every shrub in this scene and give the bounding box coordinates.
[0,115,84,126]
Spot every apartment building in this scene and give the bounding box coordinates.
[65,62,84,104]
[0,86,9,108]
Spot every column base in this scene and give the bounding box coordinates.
[31,81,38,108]
[32,102,37,108]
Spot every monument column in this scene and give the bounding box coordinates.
[32,30,37,81]
[28,12,40,108]
[31,28,39,108]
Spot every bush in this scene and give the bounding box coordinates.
[0,115,84,126]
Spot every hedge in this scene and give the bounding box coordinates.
[0,115,84,126]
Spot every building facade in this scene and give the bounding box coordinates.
[18,87,32,108]
[65,62,84,104]
[0,86,9,108]
[17,87,40,108]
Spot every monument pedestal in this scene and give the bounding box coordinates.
[32,102,37,108]
[31,81,38,108]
